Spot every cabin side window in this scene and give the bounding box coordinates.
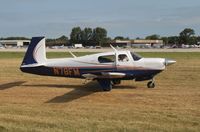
[98,55,115,63]
[118,54,129,62]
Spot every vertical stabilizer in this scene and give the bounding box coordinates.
[21,37,46,66]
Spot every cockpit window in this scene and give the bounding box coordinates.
[131,52,142,61]
[98,55,115,63]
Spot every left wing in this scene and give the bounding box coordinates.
[82,72,126,80]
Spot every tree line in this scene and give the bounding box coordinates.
[70,27,111,47]
[1,27,200,47]
[145,28,200,46]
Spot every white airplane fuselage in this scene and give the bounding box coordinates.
[20,37,176,91]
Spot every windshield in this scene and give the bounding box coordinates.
[131,52,142,61]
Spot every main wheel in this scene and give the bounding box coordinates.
[147,81,155,88]
[97,79,113,91]
[103,84,112,91]
[112,79,121,85]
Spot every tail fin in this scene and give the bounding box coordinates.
[21,37,46,66]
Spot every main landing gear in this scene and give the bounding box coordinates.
[147,79,155,88]
[97,79,112,91]
[112,79,121,85]
[98,79,121,91]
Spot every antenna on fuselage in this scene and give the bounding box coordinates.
[110,44,117,52]
[69,51,77,58]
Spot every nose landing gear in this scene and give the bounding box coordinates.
[147,79,155,88]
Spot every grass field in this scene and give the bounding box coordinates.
[0,52,200,132]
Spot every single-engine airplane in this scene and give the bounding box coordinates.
[20,37,176,91]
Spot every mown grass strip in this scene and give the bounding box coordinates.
[0,51,200,59]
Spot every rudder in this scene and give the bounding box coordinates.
[21,37,46,66]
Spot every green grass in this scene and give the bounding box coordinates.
[139,52,200,59]
[1,51,200,59]
[0,52,25,59]
[0,52,96,59]
[0,52,200,132]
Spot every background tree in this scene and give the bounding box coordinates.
[46,35,69,46]
[1,37,30,40]
[179,28,195,45]
[135,37,142,40]
[145,34,160,40]
[161,37,168,45]
[114,36,129,40]
[56,35,69,46]
[197,36,200,44]
[167,36,179,45]
[92,27,107,46]
[70,27,82,44]
[114,36,125,40]
[80,27,93,46]
[101,37,112,47]
[189,36,198,45]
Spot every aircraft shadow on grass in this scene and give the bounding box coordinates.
[0,80,136,103]
[45,81,101,103]
[23,81,136,103]
[0,81,26,90]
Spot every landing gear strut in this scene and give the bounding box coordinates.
[147,79,155,88]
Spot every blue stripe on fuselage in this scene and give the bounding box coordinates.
[20,66,162,80]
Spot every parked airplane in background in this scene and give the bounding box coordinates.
[20,37,176,91]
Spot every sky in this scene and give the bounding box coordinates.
[0,0,200,38]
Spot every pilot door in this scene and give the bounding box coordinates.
[116,52,133,68]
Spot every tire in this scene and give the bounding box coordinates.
[97,79,113,91]
[103,84,112,91]
[112,79,121,85]
[147,81,155,88]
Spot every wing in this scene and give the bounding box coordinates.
[82,72,126,80]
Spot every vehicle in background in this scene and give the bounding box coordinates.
[74,44,83,49]
[95,46,102,49]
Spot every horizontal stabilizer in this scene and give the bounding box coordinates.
[20,63,45,68]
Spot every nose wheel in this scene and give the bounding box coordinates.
[147,79,155,88]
